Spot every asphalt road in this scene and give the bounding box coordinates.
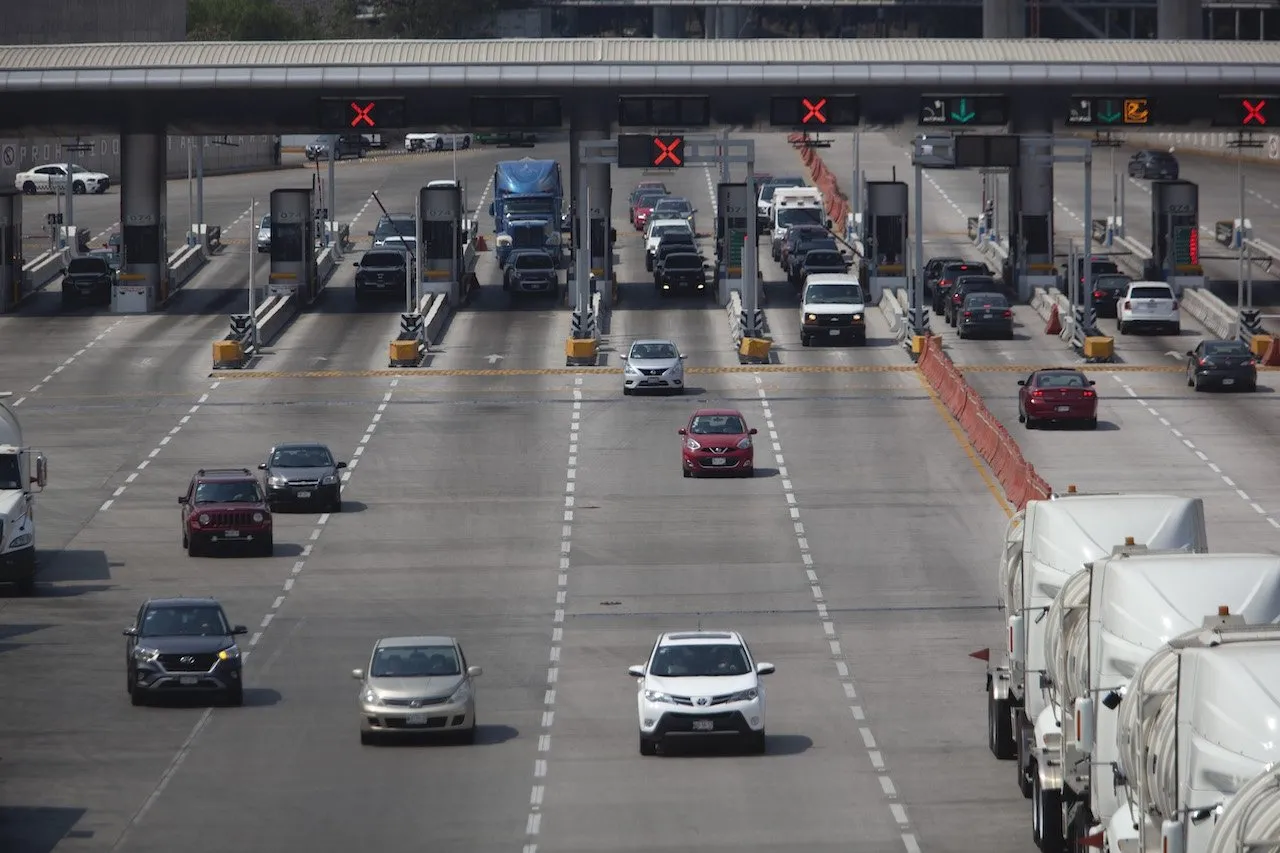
[5,130,1276,853]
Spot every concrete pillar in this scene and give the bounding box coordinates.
[1157,0,1201,38]
[1009,110,1054,299]
[0,189,22,313]
[704,7,718,38]
[653,6,677,38]
[983,0,1027,38]
[119,132,167,312]
[568,102,612,307]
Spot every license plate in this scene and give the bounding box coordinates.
[828,329,840,336]
[692,719,715,732]
[711,458,726,466]
[1056,406,1071,412]
[296,491,311,498]
[1223,378,1235,385]
[223,530,240,538]
[179,676,198,685]
[406,713,432,725]
[983,313,993,319]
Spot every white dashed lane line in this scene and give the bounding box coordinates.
[522,374,582,853]
[10,320,125,405]
[752,374,920,853]
[1111,373,1280,530]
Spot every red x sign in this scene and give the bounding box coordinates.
[349,102,376,127]
[1243,99,1267,125]
[653,136,683,166]
[802,98,828,124]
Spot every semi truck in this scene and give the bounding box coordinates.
[1110,617,1280,853]
[984,490,1208,802]
[0,392,48,594]
[1030,548,1280,853]
[489,158,564,267]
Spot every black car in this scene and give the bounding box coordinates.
[1128,150,1179,180]
[1187,340,1258,392]
[780,225,830,269]
[503,250,559,295]
[923,256,966,297]
[353,249,408,302]
[61,255,115,307]
[794,248,848,285]
[124,597,249,706]
[957,292,1014,339]
[946,275,1002,325]
[784,236,839,286]
[306,134,368,161]
[933,261,990,314]
[656,252,709,297]
[259,442,347,511]
[1089,273,1132,318]
[650,231,697,273]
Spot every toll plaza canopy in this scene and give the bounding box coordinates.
[1,38,1279,133]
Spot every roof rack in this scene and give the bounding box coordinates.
[197,467,253,477]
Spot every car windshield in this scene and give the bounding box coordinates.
[959,278,997,291]
[1203,341,1251,356]
[965,293,1008,307]
[778,208,823,228]
[1094,275,1130,289]
[503,199,554,217]
[1131,286,1173,299]
[141,605,230,637]
[654,199,692,214]
[375,219,415,239]
[660,234,695,247]
[270,446,333,468]
[259,216,270,230]
[805,252,844,266]
[88,251,120,269]
[653,224,689,239]
[689,414,747,435]
[67,258,108,274]
[631,343,678,360]
[0,454,20,489]
[635,192,663,208]
[650,643,751,677]
[800,239,837,253]
[761,179,805,201]
[942,265,983,279]
[1036,372,1088,389]
[360,252,405,268]
[665,255,701,269]
[806,283,865,304]
[194,481,262,504]
[516,254,554,269]
[371,645,461,677]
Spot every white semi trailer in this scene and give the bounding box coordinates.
[0,392,48,594]
[1031,549,1280,853]
[984,490,1208,803]
[1110,618,1280,853]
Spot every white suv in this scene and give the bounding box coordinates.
[628,630,774,756]
[1117,281,1180,335]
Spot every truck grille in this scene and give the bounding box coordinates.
[202,511,261,528]
[816,314,852,326]
[159,653,218,672]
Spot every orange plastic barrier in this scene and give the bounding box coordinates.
[796,148,850,228]
[916,336,1055,511]
[1262,336,1280,367]
[1044,304,1062,335]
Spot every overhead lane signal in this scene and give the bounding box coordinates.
[918,96,1009,127]
[1212,95,1275,127]
[769,95,860,129]
[1065,96,1153,128]
[318,97,407,131]
[617,134,685,168]
[617,96,710,128]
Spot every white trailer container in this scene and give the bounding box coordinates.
[1110,619,1280,853]
[1031,550,1280,853]
[983,490,1207,802]
[0,392,48,594]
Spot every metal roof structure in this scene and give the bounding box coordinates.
[1,39,1280,91]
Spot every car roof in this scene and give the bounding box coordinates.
[145,596,224,608]
[194,468,256,482]
[658,630,744,646]
[1033,368,1086,376]
[804,273,860,286]
[654,196,690,204]
[690,408,745,418]
[649,219,690,228]
[376,635,457,648]
[270,441,331,451]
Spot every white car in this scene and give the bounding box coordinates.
[621,339,686,395]
[644,219,694,267]
[255,215,271,254]
[801,274,867,346]
[405,133,472,152]
[16,163,110,195]
[629,630,774,756]
[1117,280,1180,335]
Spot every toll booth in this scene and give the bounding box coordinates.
[0,189,22,313]
[860,181,908,302]
[269,188,317,302]
[718,182,750,305]
[418,183,464,303]
[589,217,614,297]
[1149,180,1204,291]
[1009,142,1057,295]
[116,211,168,314]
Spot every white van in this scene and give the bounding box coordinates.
[771,187,826,260]
[801,274,867,346]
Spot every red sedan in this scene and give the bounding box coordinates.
[1017,369,1099,430]
[633,192,664,231]
[679,408,758,478]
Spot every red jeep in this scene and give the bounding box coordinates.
[178,468,274,557]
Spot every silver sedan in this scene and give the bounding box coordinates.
[353,635,482,745]
[622,339,686,395]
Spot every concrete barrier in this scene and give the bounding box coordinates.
[316,247,337,288]
[727,291,745,346]
[422,293,451,345]
[167,244,206,291]
[21,248,68,296]
[878,289,906,338]
[1179,288,1240,339]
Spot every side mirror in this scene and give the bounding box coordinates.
[749,428,759,435]
[34,453,47,488]
[1016,380,1026,386]
[232,625,248,635]
[756,662,776,675]
[826,219,833,229]
[177,496,188,504]
[257,462,267,470]
[1186,350,1195,357]
[1088,380,1097,386]
[628,665,645,678]
[58,267,66,276]
[609,228,617,243]
[122,627,137,636]
[336,461,348,469]
[352,262,360,267]
[351,668,365,680]
[677,428,687,435]
[679,354,687,360]
[467,665,483,677]
[367,230,375,236]
[619,354,628,361]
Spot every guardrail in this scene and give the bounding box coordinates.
[388,290,456,368]
[21,248,68,295]
[167,244,206,293]
[1179,288,1240,340]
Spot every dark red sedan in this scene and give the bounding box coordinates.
[1017,369,1099,430]
[679,408,757,478]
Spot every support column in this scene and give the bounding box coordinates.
[1157,0,1201,38]
[119,132,167,313]
[1010,111,1054,301]
[653,6,677,38]
[983,0,1027,38]
[0,189,22,313]
[704,7,718,38]
[568,102,612,320]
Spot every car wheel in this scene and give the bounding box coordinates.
[462,136,471,150]
[639,734,658,756]
[225,684,244,707]
[1187,372,1194,388]
[1025,415,1037,430]
[1117,321,1128,335]
[800,333,811,347]
[21,181,36,194]
[434,139,444,151]
[622,387,632,396]
[1169,324,1181,336]
[1193,377,1203,392]
[957,327,966,339]
[187,536,201,557]
[1087,418,1098,430]
[360,729,377,746]
[182,531,189,549]
[682,466,691,478]
[72,181,86,194]
[459,724,477,745]
[1248,380,1259,393]
[131,688,146,706]
[330,499,342,513]
[745,730,766,754]
[259,534,274,557]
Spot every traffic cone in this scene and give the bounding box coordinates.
[1044,304,1062,335]
[475,234,488,251]
[1262,336,1280,367]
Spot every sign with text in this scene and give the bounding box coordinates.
[918,95,1009,127]
[1066,96,1152,127]
[469,96,562,129]
[769,95,860,128]
[318,97,406,130]
[953,134,1020,168]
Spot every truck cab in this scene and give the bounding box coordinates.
[800,274,867,347]
[0,392,48,594]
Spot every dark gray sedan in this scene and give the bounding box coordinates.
[957,292,1014,340]
[1187,340,1258,392]
[259,442,347,512]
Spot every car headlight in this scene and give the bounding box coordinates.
[134,647,159,663]
[217,645,240,661]
[625,364,640,375]
[252,512,264,523]
[321,474,338,485]
[727,688,759,702]
[198,513,210,526]
[665,364,682,375]
[685,438,701,451]
[644,689,675,704]
[806,314,818,322]
[737,437,752,450]
[853,313,863,321]
[361,687,382,705]
[448,682,471,703]
[8,533,32,549]
[268,475,286,486]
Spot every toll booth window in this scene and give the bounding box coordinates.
[1021,217,1050,256]
[124,225,161,265]
[270,224,304,262]
[872,217,904,265]
[422,221,458,260]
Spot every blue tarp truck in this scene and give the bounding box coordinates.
[489,159,564,267]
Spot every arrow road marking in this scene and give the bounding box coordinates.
[485,354,505,364]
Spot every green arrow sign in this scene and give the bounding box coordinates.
[1098,100,1122,124]
[950,98,976,124]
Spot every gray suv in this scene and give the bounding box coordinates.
[124,597,248,706]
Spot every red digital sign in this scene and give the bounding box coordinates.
[1212,95,1276,128]
[617,134,685,168]
[769,95,860,129]
[317,97,407,131]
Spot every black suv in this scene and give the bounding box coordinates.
[1127,150,1179,180]
[792,248,848,286]
[503,250,560,296]
[61,255,115,307]
[1090,273,1132,317]
[784,236,839,286]
[124,597,248,706]
[353,249,408,302]
[306,134,368,162]
[655,251,709,296]
[946,275,1003,326]
[933,261,990,314]
[923,256,966,296]
[259,442,346,512]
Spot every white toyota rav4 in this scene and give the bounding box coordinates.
[629,630,774,756]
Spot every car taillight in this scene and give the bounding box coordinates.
[963,310,972,318]
[1171,300,1178,309]
[1082,390,1095,398]
[1123,300,1131,309]
[1198,358,1209,366]
[1093,290,1105,299]
[1248,359,1257,367]
[1031,389,1044,397]
[1003,310,1012,318]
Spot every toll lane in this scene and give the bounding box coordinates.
[51,372,574,853]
